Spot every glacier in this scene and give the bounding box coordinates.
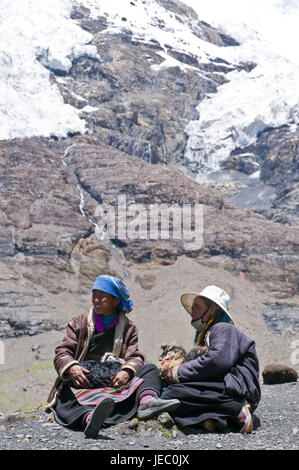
[0,0,98,140]
[183,0,299,179]
[0,0,298,175]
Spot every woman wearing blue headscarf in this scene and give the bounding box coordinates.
[47,275,179,437]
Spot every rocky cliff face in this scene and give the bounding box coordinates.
[58,1,246,167]
[0,136,298,337]
[0,0,298,412]
[214,125,299,227]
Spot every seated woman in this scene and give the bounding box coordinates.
[46,275,179,437]
[161,285,261,434]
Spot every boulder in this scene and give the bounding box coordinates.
[262,364,298,385]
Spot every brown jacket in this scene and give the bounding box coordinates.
[46,309,144,407]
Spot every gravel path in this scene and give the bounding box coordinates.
[0,382,297,454]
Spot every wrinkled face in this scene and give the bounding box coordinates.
[191,296,217,323]
[92,289,120,316]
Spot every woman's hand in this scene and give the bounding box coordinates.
[111,370,131,388]
[68,364,90,388]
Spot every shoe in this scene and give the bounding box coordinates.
[84,397,115,438]
[228,404,253,434]
[137,397,180,420]
[227,404,253,434]
[238,404,253,434]
[203,419,216,432]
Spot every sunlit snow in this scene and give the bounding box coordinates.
[1,0,298,172]
[183,0,299,177]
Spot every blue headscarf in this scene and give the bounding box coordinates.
[92,275,134,313]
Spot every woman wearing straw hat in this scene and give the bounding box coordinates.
[160,285,261,434]
[46,275,179,437]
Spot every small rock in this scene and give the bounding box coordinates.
[262,364,298,384]
[127,420,138,430]
[143,422,153,431]
[215,443,222,449]
[118,424,134,436]
[157,412,175,428]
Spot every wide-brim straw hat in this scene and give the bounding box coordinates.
[180,285,234,324]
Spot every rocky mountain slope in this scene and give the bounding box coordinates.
[0,0,298,413]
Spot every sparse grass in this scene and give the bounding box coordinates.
[0,360,54,413]
[15,402,46,413]
[0,360,53,385]
[133,416,178,438]
[160,428,172,438]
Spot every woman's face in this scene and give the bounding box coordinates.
[191,296,217,323]
[92,289,120,316]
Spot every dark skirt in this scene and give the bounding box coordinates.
[161,379,244,432]
[51,364,161,428]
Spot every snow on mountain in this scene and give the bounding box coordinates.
[183,0,299,179]
[82,0,221,60]
[0,0,221,142]
[0,0,98,140]
[0,0,298,175]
